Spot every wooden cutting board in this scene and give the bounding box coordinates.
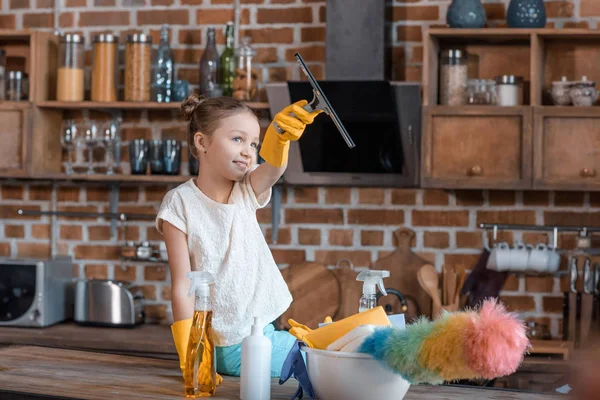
[372,227,433,321]
[278,262,341,330]
[331,264,364,320]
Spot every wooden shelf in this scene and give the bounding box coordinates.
[426,105,530,115]
[0,101,32,109]
[37,100,271,111]
[0,172,192,184]
[427,27,600,40]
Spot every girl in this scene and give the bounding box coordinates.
[156,93,321,379]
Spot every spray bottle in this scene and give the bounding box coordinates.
[184,271,217,398]
[356,270,390,313]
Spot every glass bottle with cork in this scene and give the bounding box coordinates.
[233,36,258,101]
[219,22,236,97]
[152,25,174,103]
[57,34,85,102]
[199,27,221,98]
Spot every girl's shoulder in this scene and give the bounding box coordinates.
[159,179,197,207]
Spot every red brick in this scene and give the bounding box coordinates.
[88,226,111,241]
[17,243,51,258]
[28,186,51,201]
[241,28,294,44]
[133,285,157,300]
[94,0,115,5]
[85,264,108,279]
[423,190,448,205]
[60,225,82,241]
[161,285,171,301]
[23,12,53,28]
[5,225,24,238]
[563,21,589,29]
[544,212,600,227]
[396,25,422,42]
[0,205,41,220]
[178,68,200,85]
[66,0,85,5]
[265,227,291,245]
[525,277,555,293]
[58,187,80,202]
[59,12,74,27]
[545,1,574,18]
[523,232,550,247]
[57,205,98,221]
[152,0,172,4]
[423,231,449,249]
[0,15,17,29]
[256,47,278,63]
[138,9,188,25]
[286,208,343,224]
[196,8,250,25]
[456,231,482,248]
[79,11,129,27]
[413,210,468,227]
[257,7,312,23]
[294,187,319,203]
[115,265,137,281]
[454,190,484,206]
[542,296,563,313]
[360,230,383,246]
[315,250,371,267]
[483,3,505,19]
[319,5,325,22]
[293,229,317,247]
[392,5,439,21]
[477,210,536,226]
[325,188,351,204]
[147,227,163,241]
[523,191,549,206]
[329,229,353,246]
[410,46,423,63]
[503,275,521,291]
[2,185,24,200]
[121,127,152,142]
[500,296,536,312]
[301,27,325,42]
[0,243,10,257]
[358,188,385,205]
[271,249,306,264]
[348,210,404,225]
[489,190,515,206]
[174,49,201,64]
[257,208,272,224]
[144,304,167,322]
[36,0,54,7]
[285,46,325,62]
[74,245,120,260]
[554,191,584,207]
[145,266,167,281]
[182,0,204,4]
[391,189,416,205]
[444,254,481,270]
[269,67,289,81]
[31,224,50,240]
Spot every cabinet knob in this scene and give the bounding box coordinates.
[468,165,483,176]
[580,168,597,178]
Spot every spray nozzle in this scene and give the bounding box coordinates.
[187,271,215,298]
[356,270,390,296]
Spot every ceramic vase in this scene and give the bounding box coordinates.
[507,0,547,28]
[446,0,487,28]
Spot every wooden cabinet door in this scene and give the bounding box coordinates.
[0,105,30,175]
[534,107,600,190]
[421,106,532,189]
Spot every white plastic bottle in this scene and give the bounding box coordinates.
[240,317,272,400]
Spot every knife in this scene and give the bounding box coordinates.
[565,257,578,343]
[580,258,594,345]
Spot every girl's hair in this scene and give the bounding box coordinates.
[181,93,258,158]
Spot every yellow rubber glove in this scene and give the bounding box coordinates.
[171,318,223,385]
[288,316,333,342]
[259,100,323,167]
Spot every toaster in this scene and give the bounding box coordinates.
[74,279,145,328]
[0,256,73,327]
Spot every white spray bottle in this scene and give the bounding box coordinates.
[240,317,272,400]
[356,270,390,313]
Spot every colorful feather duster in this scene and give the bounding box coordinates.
[358,299,531,385]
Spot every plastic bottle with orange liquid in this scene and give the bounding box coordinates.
[184,271,217,398]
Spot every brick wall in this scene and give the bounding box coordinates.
[1,0,599,336]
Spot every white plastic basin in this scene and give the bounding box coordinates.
[301,345,411,400]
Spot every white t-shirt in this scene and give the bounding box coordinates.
[155,167,293,346]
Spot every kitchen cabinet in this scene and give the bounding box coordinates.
[0,103,31,175]
[421,106,532,189]
[422,28,600,191]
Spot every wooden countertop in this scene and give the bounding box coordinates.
[0,345,564,400]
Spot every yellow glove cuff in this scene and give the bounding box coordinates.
[171,318,193,372]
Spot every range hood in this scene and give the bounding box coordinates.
[265,0,422,189]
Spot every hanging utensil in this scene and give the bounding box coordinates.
[580,258,594,345]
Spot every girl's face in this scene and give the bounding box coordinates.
[198,111,261,182]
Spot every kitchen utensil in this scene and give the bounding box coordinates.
[148,139,164,174]
[580,258,594,345]
[129,139,148,175]
[461,249,508,309]
[570,76,598,107]
[278,262,341,330]
[594,264,600,333]
[564,256,578,342]
[135,241,153,260]
[417,265,442,318]
[276,53,355,149]
[454,264,466,305]
[162,139,181,175]
[74,279,145,327]
[446,265,457,306]
[371,228,432,320]
[551,76,573,105]
[330,259,364,320]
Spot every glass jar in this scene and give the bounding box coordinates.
[91,34,118,102]
[57,33,85,102]
[125,34,152,102]
[495,75,523,106]
[466,79,496,105]
[0,49,5,101]
[233,36,258,101]
[439,49,468,106]
[7,71,28,101]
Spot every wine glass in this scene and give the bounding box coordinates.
[60,119,77,175]
[102,120,117,175]
[83,120,100,175]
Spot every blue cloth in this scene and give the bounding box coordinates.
[279,340,315,400]
[215,323,297,378]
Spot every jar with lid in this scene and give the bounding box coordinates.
[466,79,497,105]
[125,34,152,102]
[57,34,85,102]
[495,75,523,106]
[0,49,6,101]
[233,36,258,101]
[91,34,118,102]
[7,71,28,101]
[440,49,468,106]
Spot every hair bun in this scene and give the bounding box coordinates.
[181,93,205,121]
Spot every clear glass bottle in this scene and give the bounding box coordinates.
[219,22,236,97]
[57,34,85,102]
[199,27,221,98]
[233,36,257,101]
[152,25,174,103]
[439,49,468,106]
[91,34,118,102]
